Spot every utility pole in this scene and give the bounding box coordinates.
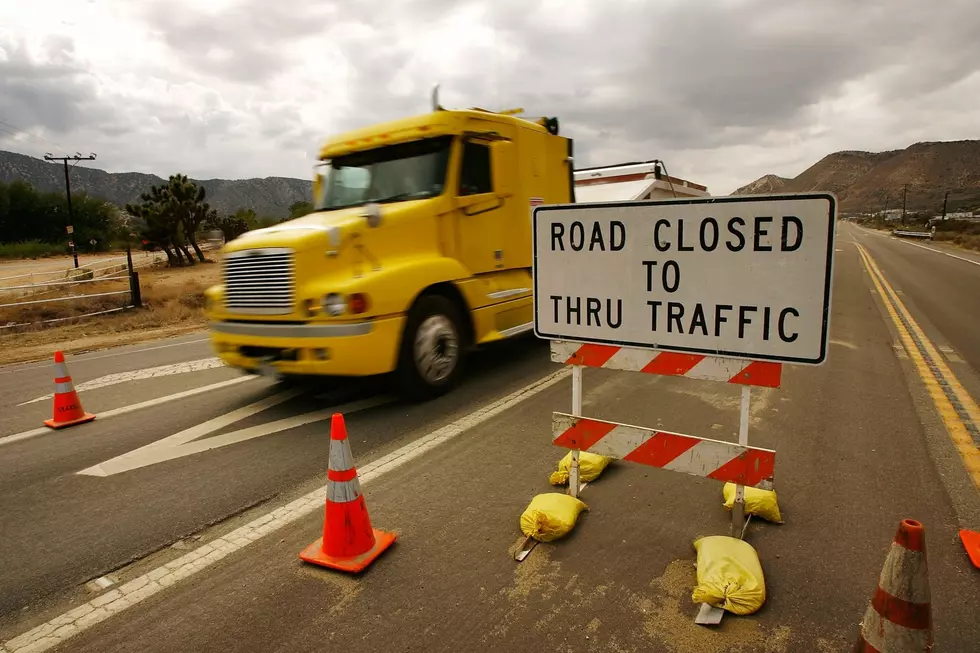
[901,184,908,226]
[44,152,97,268]
[941,190,950,220]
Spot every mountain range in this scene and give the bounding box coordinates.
[0,150,311,218]
[6,138,978,219]
[734,140,980,214]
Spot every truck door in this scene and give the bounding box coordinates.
[454,127,515,275]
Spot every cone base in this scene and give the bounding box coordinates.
[299,529,397,573]
[43,412,96,430]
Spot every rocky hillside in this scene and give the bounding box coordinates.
[734,174,791,195]
[734,140,980,214]
[0,150,311,218]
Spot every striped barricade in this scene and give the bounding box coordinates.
[550,340,782,388]
[551,339,780,540]
[553,413,776,490]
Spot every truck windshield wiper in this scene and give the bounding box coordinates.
[374,191,430,204]
[314,201,368,211]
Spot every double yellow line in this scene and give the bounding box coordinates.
[856,243,980,490]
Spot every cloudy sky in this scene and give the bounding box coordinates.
[0,0,977,194]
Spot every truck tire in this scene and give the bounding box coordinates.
[397,294,466,400]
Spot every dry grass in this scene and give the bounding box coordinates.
[934,232,980,251]
[855,218,980,252]
[933,222,980,252]
[0,259,221,365]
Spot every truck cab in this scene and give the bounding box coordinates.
[205,107,574,398]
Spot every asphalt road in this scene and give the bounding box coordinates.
[1,224,979,652]
[851,226,980,379]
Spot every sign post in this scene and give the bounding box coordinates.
[533,194,836,535]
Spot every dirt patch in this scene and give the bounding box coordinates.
[631,559,791,653]
[0,260,221,365]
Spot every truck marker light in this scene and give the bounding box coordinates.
[301,298,317,317]
[349,293,369,315]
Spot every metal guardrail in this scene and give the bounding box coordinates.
[892,230,934,240]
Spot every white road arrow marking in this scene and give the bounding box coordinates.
[19,357,227,405]
[77,390,393,477]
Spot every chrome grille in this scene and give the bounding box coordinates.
[223,248,295,314]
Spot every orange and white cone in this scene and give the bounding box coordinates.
[961,529,980,569]
[43,351,96,429]
[853,519,932,652]
[299,413,396,573]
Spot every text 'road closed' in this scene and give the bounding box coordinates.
[532,195,837,364]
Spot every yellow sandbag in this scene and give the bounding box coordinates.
[723,482,783,524]
[520,493,588,542]
[549,451,613,485]
[692,536,766,615]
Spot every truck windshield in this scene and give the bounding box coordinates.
[314,136,452,210]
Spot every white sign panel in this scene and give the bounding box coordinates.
[532,194,837,365]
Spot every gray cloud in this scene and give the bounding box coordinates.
[1,0,977,193]
[0,37,113,138]
[136,0,339,83]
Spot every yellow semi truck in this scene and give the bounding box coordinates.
[204,103,574,398]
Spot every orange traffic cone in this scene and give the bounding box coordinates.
[299,413,396,573]
[853,519,932,652]
[43,351,96,429]
[960,529,980,569]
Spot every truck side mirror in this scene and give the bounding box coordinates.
[491,141,515,198]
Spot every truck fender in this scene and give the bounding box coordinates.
[351,257,472,317]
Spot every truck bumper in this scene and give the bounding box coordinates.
[208,316,405,377]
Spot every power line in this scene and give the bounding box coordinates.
[0,125,30,140]
[0,117,65,149]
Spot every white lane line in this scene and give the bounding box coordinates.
[18,358,226,405]
[897,238,980,267]
[79,395,392,476]
[77,390,391,476]
[0,337,210,376]
[0,376,257,448]
[0,367,570,653]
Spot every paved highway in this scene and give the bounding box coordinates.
[1,223,978,652]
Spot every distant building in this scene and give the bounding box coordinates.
[875,209,904,221]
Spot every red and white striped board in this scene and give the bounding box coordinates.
[553,412,776,489]
[551,340,782,389]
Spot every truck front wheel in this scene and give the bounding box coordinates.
[397,295,465,400]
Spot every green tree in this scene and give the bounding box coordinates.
[125,174,217,266]
[0,180,119,251]
[205,207,253,242]
[164,174,216,262]
[235,207,259,229]
[288,200,314,219]
[256,215,282,228]
[126,184,181,266]
[126,182,193,266]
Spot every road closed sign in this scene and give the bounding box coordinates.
[532,194,837,364]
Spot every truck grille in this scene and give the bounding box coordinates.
[223,248,295,314]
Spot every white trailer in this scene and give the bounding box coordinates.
[574,160,709,203]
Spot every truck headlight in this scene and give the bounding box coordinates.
[322,293,346,316]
